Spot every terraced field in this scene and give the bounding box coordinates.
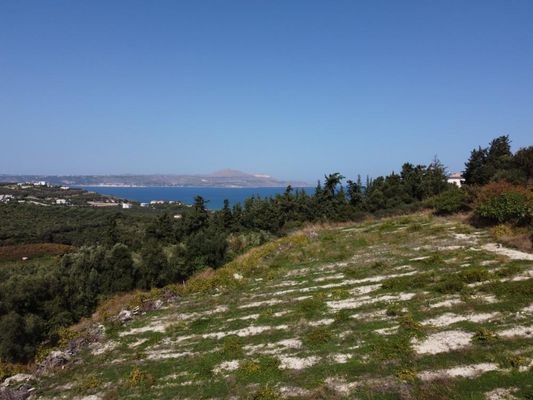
[30,215,533,399]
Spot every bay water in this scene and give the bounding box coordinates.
[82,186,311,210]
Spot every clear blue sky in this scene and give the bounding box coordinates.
[1,1,532,182]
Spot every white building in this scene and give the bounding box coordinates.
[447,172,465,187]
[56,199,68,205]
[121,203,132,209]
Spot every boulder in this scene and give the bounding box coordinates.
[0,374,33,388]
[37,350,70,374]
[117,309,133,323]
[0,383,33,400]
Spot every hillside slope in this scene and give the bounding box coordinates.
[15,215,533,399]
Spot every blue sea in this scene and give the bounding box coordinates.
[82,186,311,210]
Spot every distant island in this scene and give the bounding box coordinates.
[0,169,309,188]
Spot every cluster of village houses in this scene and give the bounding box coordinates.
[0,181,135,208]
[0,180,192,210]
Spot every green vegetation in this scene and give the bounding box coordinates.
[461,135,533,250]
[0,134,531,396]
[463,135,533,186]
[475,182,532,225]
[431,186,469,215]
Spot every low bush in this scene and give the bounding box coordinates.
[458,267,491,284]
[474,182,533,224]
[297,294,327,319]
[472,327,498,343]
[127,367,154,387]
[304,326,333,347]
[431,187,469,215]
[434,276,464,294]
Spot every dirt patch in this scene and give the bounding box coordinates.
[227,314,259,322]
[521,304,533,315]
[324,377,359,395]
[350,284,381,295]
[485,387,519,400]
[430,297,463,309]
[423,312,499,328]
[279,386,311,397]
[482,243,533,261]
[128,338,148,348]
[145,350,195,360]
[309,318,334,327]
[213,360,239,374]
[375,326,399,335]
[418,362,498,381]
[244,338,302,355]
[412,330,473,354]
[410,256,431,261]
[498,325,533,338]
[327,292,416,310]
[471,294,499,304]
[269,280,301,288]
[278,355,320,370]
[202,324,289,340]
[119,321,170,336]
[239,299,284,309]
[315,273,345,282]
[330,353,352,363]
[90,341,117,355]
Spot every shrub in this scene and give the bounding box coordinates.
[297,294,327,319]
[434,276,464,294]
[222,335,244,358]
[490,223,514,239]
[0,362,27,382]
[472,327,498,343]
[333,309,352,324]
[249,385,281,400]
[396,367,418,382]
[128,367,154,386]
[499,354,527,369]
[399,313,425,337]
[431,187,469,215]
[238,359,261,375]
[304,326,333,347]
[474,182,533,224]
[458,267,491,284]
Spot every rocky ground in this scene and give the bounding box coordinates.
[3,215,533,399]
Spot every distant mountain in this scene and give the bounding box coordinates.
[0,170,309,188]
[208,169,252,178]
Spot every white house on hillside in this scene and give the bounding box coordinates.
[447,172,465,187]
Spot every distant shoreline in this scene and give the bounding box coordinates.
[78,185,311,189]
[80,186,314,210]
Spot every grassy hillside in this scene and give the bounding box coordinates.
[23,214,533,399]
